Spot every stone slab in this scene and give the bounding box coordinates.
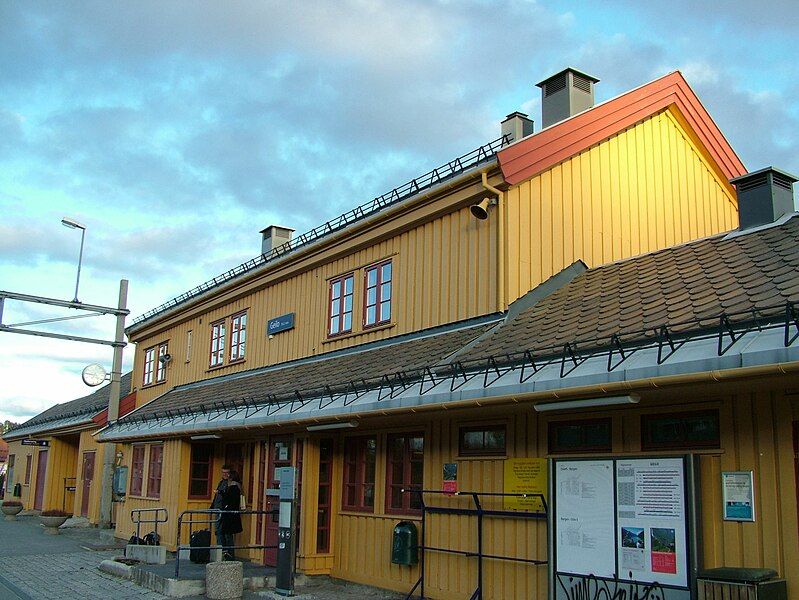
[206,560,243,599]
[126,543,167,564]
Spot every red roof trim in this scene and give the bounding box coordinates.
[498,71,746,186]
[92,391,137,427]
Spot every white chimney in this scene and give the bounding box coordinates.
[260,225,294,255]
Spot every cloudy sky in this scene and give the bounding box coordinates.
[1,0,797,424]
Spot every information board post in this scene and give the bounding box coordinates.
[274,466,297,597]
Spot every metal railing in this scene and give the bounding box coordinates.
[403,489,548,600]
[111,300,799,435]
[131,507,168,542]
[175,508,278,578]
[130,134,511,328]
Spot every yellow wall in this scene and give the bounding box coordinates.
[503,107,739,306]
[41,436,78,513]
[132,200,499,407]
[4,440,33,509]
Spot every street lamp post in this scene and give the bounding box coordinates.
[61,217,86,303]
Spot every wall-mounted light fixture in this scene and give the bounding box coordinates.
[190,434,222,440]
[533,394,640,412]
[306,420,359,432]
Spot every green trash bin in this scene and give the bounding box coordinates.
[391,521,419,566]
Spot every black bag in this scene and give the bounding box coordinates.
[189,529,211,563]
[143,531,160,546]
[128,535,145,545]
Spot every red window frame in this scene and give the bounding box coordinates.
[24,454,32,485]
[641,410,720,450]
[230,311,247,362]
[363,260,392,328]
[328,273,354,337]
[209,320,226,367]
[385,432,424,515]
[458,424,507,456]
[130,445,146,496]
[548,418,613,454]
[316,439,334,552]
[341,436,376,514]
[189,443,213,499]
[155,342,168,383]
[146,444,164,498]
[142,347,156,386]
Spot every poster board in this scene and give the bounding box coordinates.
[553,456,692,598]
[554,460,616,578]
[615,458,688,587]
[722,471,755,521]
[504,458,547,510]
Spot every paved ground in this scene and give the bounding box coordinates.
[0,514,404,599]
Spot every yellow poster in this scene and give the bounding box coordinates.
[503,458,548,511]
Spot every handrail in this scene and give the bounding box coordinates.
[130,134,511,328]
[175,508,278,578]
[402,489,548,600]
[131,507,168,542]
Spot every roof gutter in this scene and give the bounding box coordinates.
[97,360,799,442]
[128,159,500,338]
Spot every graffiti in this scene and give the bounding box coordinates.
[557,574,667,600]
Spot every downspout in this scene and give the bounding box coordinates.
[482,170,507,312]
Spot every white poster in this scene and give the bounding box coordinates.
[615,458,688,588]
[555,460,616,578]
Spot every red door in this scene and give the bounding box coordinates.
[263,436,293,566]
[34,450,48,511]
[81,452,95,518]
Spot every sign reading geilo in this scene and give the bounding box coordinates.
[21,439,50,447]
[267,313,295,335]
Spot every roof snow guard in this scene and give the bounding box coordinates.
[130,135,512,330]
[100,216,799,441]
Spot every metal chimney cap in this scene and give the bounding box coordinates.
[536,67,599,88]
[730,166,798,186]
[502,111,530,121]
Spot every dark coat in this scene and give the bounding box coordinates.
[214,480,243,534]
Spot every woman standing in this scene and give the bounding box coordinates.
[216,468,243,560]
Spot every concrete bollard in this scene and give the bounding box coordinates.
[206,560,243,599]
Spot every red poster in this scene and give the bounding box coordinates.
[443,480,457,495]
[651,551,676,574]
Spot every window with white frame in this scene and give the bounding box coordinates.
[364,260,392,328]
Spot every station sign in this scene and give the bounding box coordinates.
[21,439,50,447]
[268,313,295,335]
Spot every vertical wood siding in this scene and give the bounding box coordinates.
[133,204,498,408]
[503,107,740,306]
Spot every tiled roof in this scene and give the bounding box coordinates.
[115,215,799,431]
[459,216,799,362]
[129,319,499,419]
[6,372,133,438]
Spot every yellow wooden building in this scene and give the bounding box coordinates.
[95,69,799,598]
[3,373,134,523]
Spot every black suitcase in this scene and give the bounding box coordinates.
[189,529,211,563]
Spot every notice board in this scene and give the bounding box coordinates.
[553,456,692,599]
[503,458,547,510]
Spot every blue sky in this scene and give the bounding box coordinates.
[1,0,797,423]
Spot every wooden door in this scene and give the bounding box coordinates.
[81,451,96,518]
[263,436,292,566]
[34,450,48,511]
